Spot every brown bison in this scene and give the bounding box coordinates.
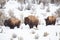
[4,18,21,29]
[24,15,39,28]
[45,16,56,25]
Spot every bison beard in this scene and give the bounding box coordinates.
[4,18,21,29]
[24,15,39,29]
[45,16,56,26]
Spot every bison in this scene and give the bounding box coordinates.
[24,15,39,29]
[4,18,21,29]
[45,16,56,25]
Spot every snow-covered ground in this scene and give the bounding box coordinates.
[0,0,60,40]
[0,25,60,40]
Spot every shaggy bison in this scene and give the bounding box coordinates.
[24,15,39,29]
[45,16,56,25]
[4,18,21,29]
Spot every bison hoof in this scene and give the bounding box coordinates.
[10,27,14,29]
[30,27,33,29]
[17,26,19,28]
[25,23,27,25]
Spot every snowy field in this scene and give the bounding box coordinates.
[0,25,60,40]
[0,0,60,40]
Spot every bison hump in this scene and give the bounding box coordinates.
[8,18,20,25]
[28,15,39,23]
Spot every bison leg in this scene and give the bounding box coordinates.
[53,23,55,25]
[46,21,52,25]
[53,21,56,25]
[35,25,38,28]
[9,26,14,29]
[10,26,14,29]
[17,22,20,28]
[30,25,33,29]
[29,24,33,29]
[9,25,15,29]
[17,26,19,28]
[46,22,50,26]
[24,21,28,25]
[17,25,20,28]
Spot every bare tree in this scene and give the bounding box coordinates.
[0,10,6,26]
[55,8,60,17]
[0,0,6,8]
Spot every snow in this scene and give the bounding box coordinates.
[0,0,60,40]
[0,25,60,40]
